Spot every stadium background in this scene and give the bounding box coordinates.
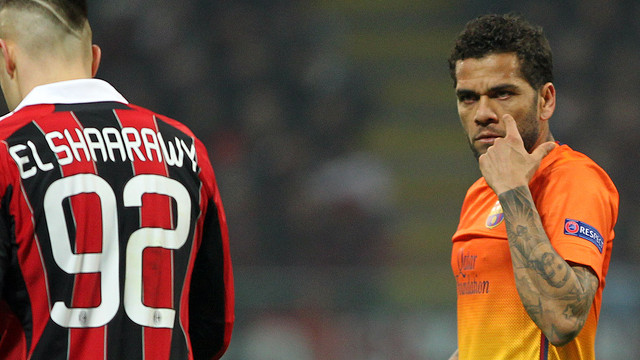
[3,1,637,358]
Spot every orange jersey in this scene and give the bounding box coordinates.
[451,144,618,359]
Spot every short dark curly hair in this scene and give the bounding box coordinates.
[448,13,553,90]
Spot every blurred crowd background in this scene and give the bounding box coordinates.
[5,0,637,358]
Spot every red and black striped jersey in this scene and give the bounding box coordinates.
[0,79,234,360]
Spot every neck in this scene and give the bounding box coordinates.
[546,133,555,143]
[14,55,92,107]
[531,126,555,153]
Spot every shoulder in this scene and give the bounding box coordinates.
[466,176,490,194]
[125,104,218,191]
[460,177,496,211]
[124,104,197,138]
[531,144,619,210]
[124,104,212,160]
[540,144,597,169]
[535,144,616,190]
[0,105,56,140]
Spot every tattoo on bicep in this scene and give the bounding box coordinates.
[523,296,544,321]
[573,267,599,300]
[558,267,598,332]
[498,187,600,337]
[534,251,571,288]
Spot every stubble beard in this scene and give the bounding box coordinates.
[468,103,540,160]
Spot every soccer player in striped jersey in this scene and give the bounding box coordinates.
[0,1,234,359]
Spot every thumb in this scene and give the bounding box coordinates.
[532,141,558,161]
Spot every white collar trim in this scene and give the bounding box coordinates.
[12,79,129,114]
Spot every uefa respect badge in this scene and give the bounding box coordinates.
[564,219,604,253]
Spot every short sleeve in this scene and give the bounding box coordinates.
[531,157,618,281]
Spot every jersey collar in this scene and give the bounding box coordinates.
[12,78,129,113]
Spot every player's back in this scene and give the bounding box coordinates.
[0,98,225,359]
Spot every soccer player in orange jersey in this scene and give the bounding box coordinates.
[447,14,618,360]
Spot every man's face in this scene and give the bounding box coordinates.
[454,53,542,159]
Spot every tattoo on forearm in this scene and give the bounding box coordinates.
[498,186,599,343]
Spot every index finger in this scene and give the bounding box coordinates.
[502,114,522,141]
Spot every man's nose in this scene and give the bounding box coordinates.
[474,96,498,125]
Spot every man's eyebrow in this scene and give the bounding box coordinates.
[456,84,520,97]
[488,84,519,93]
[455,89,477,97]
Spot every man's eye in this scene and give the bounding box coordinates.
[496,91,512,99]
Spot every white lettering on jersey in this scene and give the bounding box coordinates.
[9,127,198,179]
[45,131,73,166]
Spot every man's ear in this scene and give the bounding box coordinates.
[539,82,556,121]
[0,39,16,77]
[91,44,101,77]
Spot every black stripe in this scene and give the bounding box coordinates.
[54,102,130,113]
[0,184,34,351]
[188,199,226,360]
[68,106,143,360]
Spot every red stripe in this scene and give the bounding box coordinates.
[38,113,106,360]
[2,112,57,356]
[0,143,34,359]
[0,302,27,358]
[540,333,549,360]
[10,175,50,356]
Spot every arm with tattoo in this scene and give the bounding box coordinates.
[499,186,599,346]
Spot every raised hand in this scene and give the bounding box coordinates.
[479,114,557,195]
